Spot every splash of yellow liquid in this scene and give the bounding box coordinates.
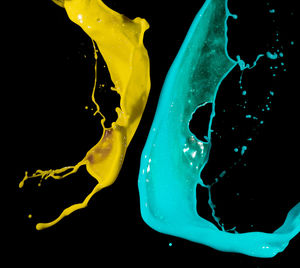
[19,0,150,230]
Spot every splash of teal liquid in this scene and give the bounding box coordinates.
[138,0,300,258]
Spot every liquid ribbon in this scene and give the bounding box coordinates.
[137,0,300,258]
[19,0,150,230]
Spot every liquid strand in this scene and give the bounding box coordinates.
[137,0,300,258]
[20,0,150,230]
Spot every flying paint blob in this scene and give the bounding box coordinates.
[19,0,150,230]
[137,0,300,258]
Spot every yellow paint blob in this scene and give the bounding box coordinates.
[19,0,150,230]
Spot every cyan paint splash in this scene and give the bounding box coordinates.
[138,0,300,258]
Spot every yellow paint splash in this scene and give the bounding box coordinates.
[19,0,150,230]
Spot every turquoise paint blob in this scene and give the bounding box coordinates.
[266,51,278,60]
[138,0,300,258]
[241,146,247,156]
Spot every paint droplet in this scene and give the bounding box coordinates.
[241,146,247,156]
[219,170,226,178]
[266,51,278,60]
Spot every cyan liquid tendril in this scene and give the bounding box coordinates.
[138,0,300,258]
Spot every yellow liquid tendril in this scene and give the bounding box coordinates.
[19,0,150,230]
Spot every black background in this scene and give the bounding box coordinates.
[4,0,299,266]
